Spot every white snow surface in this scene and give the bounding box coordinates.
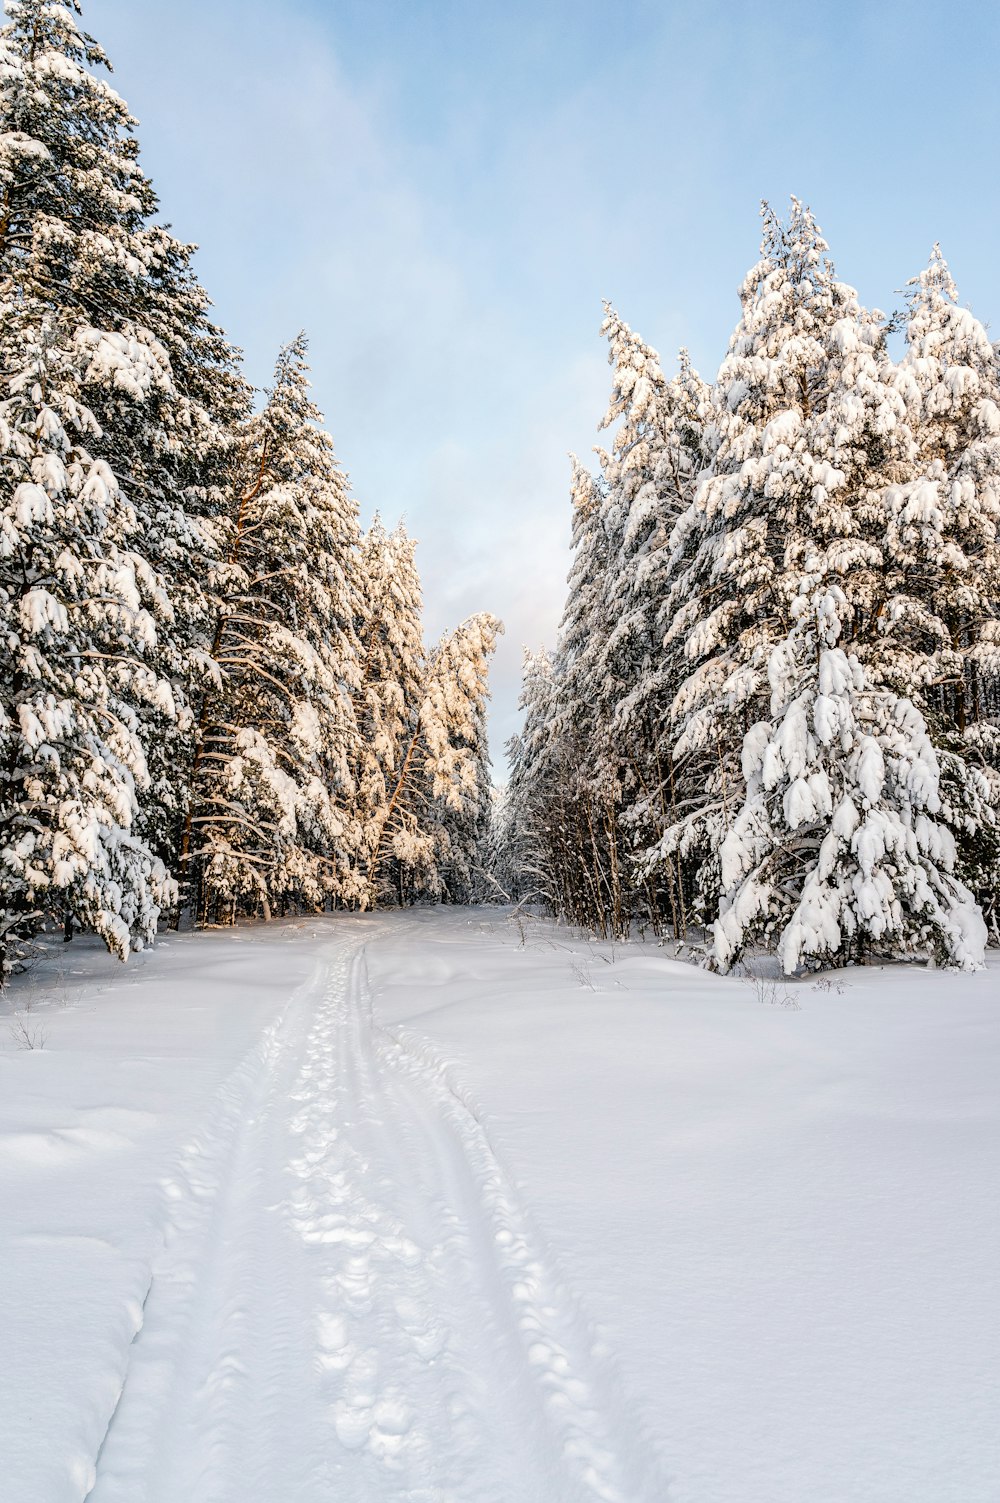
[1,908,997,1503]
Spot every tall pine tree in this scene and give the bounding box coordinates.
[661,200,909,927]
[0,0,241,970]
[354,517,427,905]
[182,336,362,922]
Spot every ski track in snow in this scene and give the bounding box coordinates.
[86,927,668,1503]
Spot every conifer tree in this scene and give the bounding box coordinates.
[660,199,910,924]
[549,456,629,933]
[512,339,709,936]
[0,0,240,968]
[876,247,1000,931]
[354,518,428,904]
[183,336,362,922]
[713,576,987,973]
[891,247,1000,727]
[505,647,588,919]
[420,611,502,902]
[594,312,709,926]
[0,1,244,870]
[0,319,175,973]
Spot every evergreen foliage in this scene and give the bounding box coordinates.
[0,0,239,972]
[182,335,365,924]
[505,201,999,973]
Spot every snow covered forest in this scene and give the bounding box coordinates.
[500,201,1000,975]
[0,0,501,980]
[5,0,999,986]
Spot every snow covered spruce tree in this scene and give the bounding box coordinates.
[353,517,428,904]
[659,200,911,940]
[892,246,1000,731]
[506,317,708,938]
[667,201,993,968]
[0,320,175,973]
[594,310,708,931]
[181,336,364,923]
[419,611,502,902]
[544,455,627,932]
[0,0,240,971]
[713,576,987,973]
[889,247,1000,931]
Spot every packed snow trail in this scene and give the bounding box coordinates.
[87,928,667,1503]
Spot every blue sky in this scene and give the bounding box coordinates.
[88,0,1000,763]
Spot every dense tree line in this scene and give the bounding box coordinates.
[0,0,499,978]
[503,202,1000,973]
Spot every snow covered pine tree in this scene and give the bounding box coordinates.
[0,0,239,974]
[890,247,1000,935]
[713,579,987,973]
[353,517,429,905]
[664,201,990,970]
[593,309,708,934]
[181,336,364,924]
[504,319,707,939]
[419,611,503,903]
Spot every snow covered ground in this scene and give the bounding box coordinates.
[1,909,997,1503]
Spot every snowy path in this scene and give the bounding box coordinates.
[87,929,665,1503]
